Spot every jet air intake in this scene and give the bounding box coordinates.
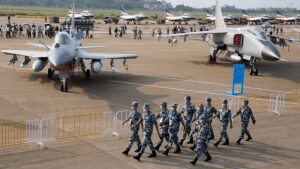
[91,60,102,73]
[225,33,244,47]
[32,58,48,72]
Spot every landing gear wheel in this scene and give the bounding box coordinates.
[48,68,53,79]
[249,68,258,76]
[209,55,213,62]
[60,84,69,92]
[249,57,259,76]
[65,84,68,92]
[254,69,258,76]
[86,69,91,80]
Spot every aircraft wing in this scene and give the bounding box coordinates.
[79,51,138,60]
[158,29,227,37]
[76,46,105,50]
[1,50,48,58]
[27,43,51,49]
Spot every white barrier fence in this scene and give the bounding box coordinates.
[1,93,290,149]
[268,94,285,116]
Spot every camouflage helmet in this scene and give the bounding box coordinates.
[206,97,212,103]
[143,103,150,109]
[185,95,191,100]
[198,103,204,109]
[171,103,178,108]
[160,102,168,107]
[131,101,139,107]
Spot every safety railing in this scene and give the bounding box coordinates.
[0,93,299,149]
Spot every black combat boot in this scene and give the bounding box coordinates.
[122,148,130,155]
[179,139,184,146]
[190,158,198,166]
[204,152,212,162]
[154,144,161,151]
[148,150,157,158]
[190,144,196,151]
[173,147,181,153]
[134,145,142,153]
[236,138,242,145]
[222,139,230,145]
[187,137,194,144]
[133,153,142,161]
[214,140,221,147]
[246,135,252,141]
[162,148,170,156]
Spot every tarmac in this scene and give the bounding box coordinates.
[0,17,300,168]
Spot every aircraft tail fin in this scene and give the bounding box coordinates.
[120,6,128,15]
[70,3,75,35]
[276,10,284,16]
[215,0,226,28]
[206,10,213,16]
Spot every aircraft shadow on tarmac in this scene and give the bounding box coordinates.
[27,71,170,112]
[138,141,300,169]
[190,60,300,83]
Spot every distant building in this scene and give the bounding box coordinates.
[144,0,173,10]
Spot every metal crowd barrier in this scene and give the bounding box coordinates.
[0,93,299,149]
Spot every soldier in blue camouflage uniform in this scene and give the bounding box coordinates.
[190,115,212,166]
[233,100,256,144]
[203,97,217,140]
[180,95,196,145]
[154,102,170,151]
[190,104,205,151]
[192,104,205,124]
[122,101,142,155]
[213,99,233,147]
[162,103,186,156]
[133,103,161,161]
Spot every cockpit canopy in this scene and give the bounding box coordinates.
[55,33,70,45]
[247,27,268,40]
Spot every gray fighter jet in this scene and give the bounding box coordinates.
[159,0,282,76]
[1,4,138,92]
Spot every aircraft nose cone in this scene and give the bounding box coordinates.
[49,49,72,67]
[262,45,281,61]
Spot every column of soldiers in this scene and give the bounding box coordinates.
[122,95,256,166]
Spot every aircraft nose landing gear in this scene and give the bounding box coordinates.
[59,72,70,92]
[249,57,259,76]
[60,78,68,92]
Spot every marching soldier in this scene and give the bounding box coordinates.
[154,102,170,151]
[203,97,217,139]
[122,101,143,155]
[212,99,233,147]
[190,116,212,166]
[192,104,205,124]
[162,103,186,156]
[233,100,256,144]
[133,103,161,161]
[180,95,196,146]
[190,104,205,151]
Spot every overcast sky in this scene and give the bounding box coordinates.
[161,0,300,9]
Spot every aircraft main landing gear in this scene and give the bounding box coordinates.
[60,78,68,92]
[85,69,91,80]
[80,59,91,80]
[249,57,258,76]
[209,49,219,63]
[48,68,54,79]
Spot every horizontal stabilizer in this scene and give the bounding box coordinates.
[76,46,105,50]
